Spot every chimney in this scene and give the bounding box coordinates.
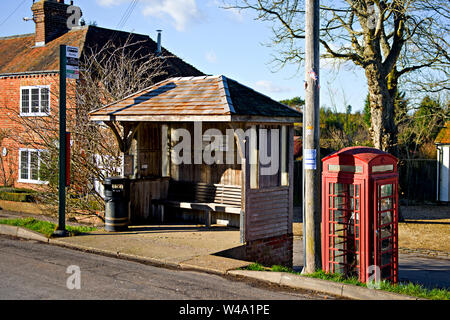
[31,0,74,47]
[156,30,162,54]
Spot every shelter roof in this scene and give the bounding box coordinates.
[89,75,303,123]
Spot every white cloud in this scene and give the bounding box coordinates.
[254,80,294,94]
[142,0,202,31]
[205,50,217,63]
[97,0,202,31]
[97,0,125,7]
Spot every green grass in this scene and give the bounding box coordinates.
[243,263,450,300]
[0,217,97,238]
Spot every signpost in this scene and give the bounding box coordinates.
[53,45,78,237]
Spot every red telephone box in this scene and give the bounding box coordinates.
[321,147,399,283]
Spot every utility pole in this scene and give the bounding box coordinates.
[302,0,321,274]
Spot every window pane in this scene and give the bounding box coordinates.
[381,252,392,266]
[380,211,392,225]
[380,225,393,238]
[31,88,40,113]
[381,238,392,252]
[335,183,346,195]
[381,198,393,211]
[335,210,344,223]
[20,151,29,180]
[21,89,30,113]
[30,151,39,181]
[335,196,345,209]
[373,165,393,173]
[381,266,391,279]
[40,88,49,113]
[381,184,393,197]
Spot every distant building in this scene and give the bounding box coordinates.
[435,121,450,202]
[0,0,202,188]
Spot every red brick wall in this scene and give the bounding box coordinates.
[0,73,61,188]
[245,233,293,268]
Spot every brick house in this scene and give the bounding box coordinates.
[0,0,202,189]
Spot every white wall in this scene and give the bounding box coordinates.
[437,145,450,202]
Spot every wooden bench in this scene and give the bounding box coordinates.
[153,181,242,226]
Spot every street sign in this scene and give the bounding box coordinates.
[66,46,79,58]
[65,46,79,79]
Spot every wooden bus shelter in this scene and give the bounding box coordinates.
[89,75,302,266]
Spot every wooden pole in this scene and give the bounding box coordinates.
[302,0,321,273]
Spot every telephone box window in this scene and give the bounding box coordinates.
[372,164,394,173]
[328,164,363,173]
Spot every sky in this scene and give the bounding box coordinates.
[0,0,368,112]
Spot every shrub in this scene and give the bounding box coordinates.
[0,187,37,202]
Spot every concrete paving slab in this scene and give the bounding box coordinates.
[50,224,246,269]
[179,255,252,274]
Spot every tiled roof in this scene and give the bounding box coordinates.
[0,26,203,77]
[89,75,302,122]
[435,121,450,145]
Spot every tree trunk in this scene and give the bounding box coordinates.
[366,66,398,156]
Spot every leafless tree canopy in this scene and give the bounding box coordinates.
[5,37,169,218]
[225,0,449,154]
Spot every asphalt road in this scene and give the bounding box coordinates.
[0,235,331,300]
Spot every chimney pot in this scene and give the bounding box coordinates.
[156,30,162,54]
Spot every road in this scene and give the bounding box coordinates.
[0,235,331,300]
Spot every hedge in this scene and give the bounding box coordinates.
[0,187,36,203]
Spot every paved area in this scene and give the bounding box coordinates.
[1,209,449,290]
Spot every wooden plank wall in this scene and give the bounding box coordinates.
[129,178,169,222]
[244,125,294,241]
[245,186,290,240]
[137,123,161,177]
[169,122,242,186]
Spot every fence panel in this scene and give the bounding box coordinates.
[398,159,436,203]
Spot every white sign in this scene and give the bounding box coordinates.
[66,46,79,79]
[304,149,317,170]
[66,46,79,59]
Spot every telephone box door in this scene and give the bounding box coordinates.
[373,178,399,283]
[324,179,365,280]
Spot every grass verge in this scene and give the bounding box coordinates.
[243,263,450,300]
[0,217,97,238]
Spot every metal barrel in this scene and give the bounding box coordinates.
[104,177,129,232]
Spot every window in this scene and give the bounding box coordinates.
[18,149,47,184]
[20,86,50,116]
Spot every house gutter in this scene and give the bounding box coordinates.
[0,70,59,78]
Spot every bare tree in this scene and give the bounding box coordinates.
[225,0,449,155]
[5,37,168,218]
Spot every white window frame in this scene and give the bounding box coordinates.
[18,148,48,184]
[20,85,51,117]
